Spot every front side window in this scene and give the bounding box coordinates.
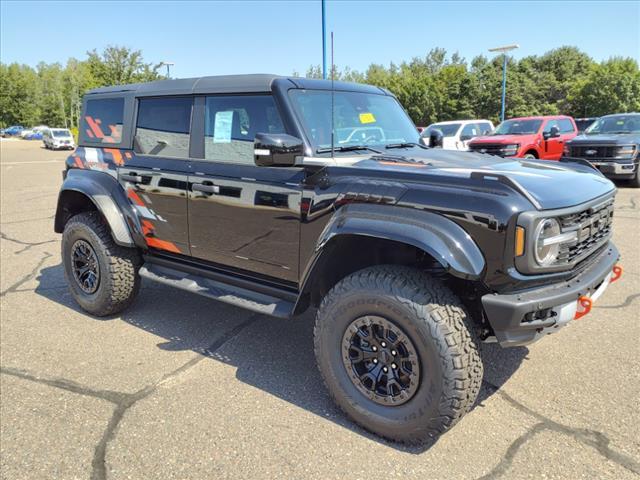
[422,123,461,138]
[134,97,193,157]
[543,119,559,133]
[460,123,480,138]
[289,89,419,153]
[204,95,285,164]
[493,119,543,135]
[82,97,124,144]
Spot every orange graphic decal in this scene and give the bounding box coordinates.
[74,156,84,168]
[85,116,105,138]
[127,189,145,206]
[125,152,133,159]
[86,129,95,138]
[140,220,180,253]
[104,148,125,166]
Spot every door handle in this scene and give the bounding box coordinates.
[192,183,220,194]
[121,173,143,183]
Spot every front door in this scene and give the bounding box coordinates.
[541,119,564,160]
[187,94,303,283]
[118,96,193,255]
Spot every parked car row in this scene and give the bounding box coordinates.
[422,112,639,186]
[0,124,75,150]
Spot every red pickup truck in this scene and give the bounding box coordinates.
[468,115,577,160]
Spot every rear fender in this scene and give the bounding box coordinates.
[54,169,145,248]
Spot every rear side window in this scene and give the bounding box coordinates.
[558,118,575,133]
[204,95,285,164]
[82,98,124,144]
[134,97,193,157]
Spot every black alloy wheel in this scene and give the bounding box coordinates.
[342,315,420,406]
[71,239,100,294]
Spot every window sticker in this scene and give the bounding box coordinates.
[214,111,233,143]
[616,120,625,125]
[359,112,376,124]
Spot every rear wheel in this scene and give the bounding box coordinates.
[62,212,141,316]
[314,265,483,443]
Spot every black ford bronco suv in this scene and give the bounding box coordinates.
[55,75,622,443]
[563,112,640,187]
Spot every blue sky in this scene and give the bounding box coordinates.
[1,1,639,77]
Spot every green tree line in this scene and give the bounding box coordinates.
[0,46,164,129]
[298,46,640,126]
[1,45,639,129]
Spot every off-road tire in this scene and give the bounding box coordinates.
[314,265,483,443]
[62,212,141,316]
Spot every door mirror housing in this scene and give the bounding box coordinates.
[254,133,303,167]
[428,129,444,148]
[543,125,560,140]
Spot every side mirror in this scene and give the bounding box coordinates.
[428,129,444,148]
[543,126,560,140]
[483,129,492,135]
[254,133,303,167]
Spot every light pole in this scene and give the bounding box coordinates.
[160,61,175,79]
[321,0,327,79]
[488,44,519,123]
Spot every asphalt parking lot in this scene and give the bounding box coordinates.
[1,139,639,480]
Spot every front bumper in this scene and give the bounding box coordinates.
[563,156,637,178]
[482,242,620,347]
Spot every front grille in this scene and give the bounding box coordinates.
[468,144,506,156]
[556,198,614,266]
[570,145,617,158]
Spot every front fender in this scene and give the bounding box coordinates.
[303,203,486,285]
[54,169,144,247]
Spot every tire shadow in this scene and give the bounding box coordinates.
[35,263,527,453]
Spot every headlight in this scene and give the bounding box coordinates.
[534,218,562,266]
[615,145,636,158]
[502,144,519,156]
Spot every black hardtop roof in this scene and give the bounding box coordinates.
[86,74,390,97]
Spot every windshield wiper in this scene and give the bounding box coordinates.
[316,145,382,154]
[385,142,428,150]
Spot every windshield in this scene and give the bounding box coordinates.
[288,89,420,153]
[585,115,640,135]
[422,123,461,137]
[52,129,72,138]
[493,119,543,135]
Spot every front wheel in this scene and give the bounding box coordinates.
[62,212,141,316]
[629,170,640,188]
[314,265,483,443]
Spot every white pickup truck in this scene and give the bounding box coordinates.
[421,119,494,150]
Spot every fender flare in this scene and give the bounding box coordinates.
[54,169,144,247]
[298,204,486,307]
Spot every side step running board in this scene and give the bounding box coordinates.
[139,263,295,318]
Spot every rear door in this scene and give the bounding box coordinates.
[118,96,193,255]
[187,94,303,283]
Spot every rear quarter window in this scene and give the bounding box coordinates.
[81,98,125,144]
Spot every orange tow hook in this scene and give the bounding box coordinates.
[611,265,623,283]
[574,296,593,320]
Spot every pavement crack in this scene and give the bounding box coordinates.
[0,231,58,254]
[479,381,640,478]
[616,197,637,211]
[595,292,640,310]
[0,214,55,225]
[0,367,125,404]
[0,313,260,480]
[0,252,52,297]
[92,313,261,480]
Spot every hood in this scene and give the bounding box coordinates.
[351,147,615,210]
[568,133,640,145]
[469,134,537,145]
